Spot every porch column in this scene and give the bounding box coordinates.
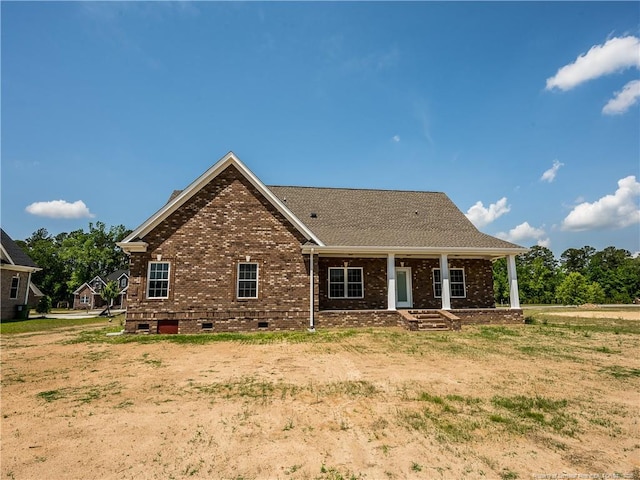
[309,249,315,331]
[507,254,521,309]
[387,253,396,310]
[439,254,451,310]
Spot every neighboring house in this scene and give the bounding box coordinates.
[1,229,41,319]
[118,152,527,334]
[72,270,129,310]
[27,283,45,310]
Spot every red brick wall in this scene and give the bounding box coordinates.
[125,165,313,333]
[318,257,495,310]
[1,270,30,319]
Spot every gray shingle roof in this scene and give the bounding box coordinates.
[1,229,38,268]
[268,186,522,249]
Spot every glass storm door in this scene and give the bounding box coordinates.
[396,267,413,308]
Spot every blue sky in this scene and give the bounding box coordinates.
[2,1,639,257]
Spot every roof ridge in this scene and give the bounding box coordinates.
[268,185,445,194]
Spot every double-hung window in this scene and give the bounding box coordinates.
[147,262,170,299]
[433,268,466,298]
[9,276,19,299]
[328,267,363,299]
[81,295,89,304]
[237,263,258,299]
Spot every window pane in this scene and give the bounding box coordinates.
[330,283,345,298]
[238,263,258,298]
[451,269,463,283]
[451,283,465,297]
[347,282,362,298]
[433,269,441,282]
[239,263,257,280]
[148,263,170,298]
[329,269,344,283]
[10,277,19,298]
[347,268,361,283]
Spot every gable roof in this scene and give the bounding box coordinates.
[0,229,39,270]
[118,152,323,251]
[106,269,129,282]
[269,186,523,251]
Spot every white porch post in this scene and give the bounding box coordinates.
[439,253,451,310]
[507,254,521,309]
[387,253,396,310]
[309,249,315,331]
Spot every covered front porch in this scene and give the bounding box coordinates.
[304,246,524,331]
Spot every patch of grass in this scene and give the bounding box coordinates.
[491,395,577,436]
[397,407,478,442]
[411,462,422,472]
[475,326,521,340]
[321,380,377,397]
[37,389,67,402]
[141,353,163,367]
[1,316,113,335]
[66,327,362,345]
[599,365,640,378]
[36,382,121,405]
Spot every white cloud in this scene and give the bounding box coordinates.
[562,175,640,231]
[392,135,400,143]
[541,159,564,183]
[546,36,640,91]
[465,197,510,228]
[25,200,95,219]
[602,79,640,115]
[496,222,548,246]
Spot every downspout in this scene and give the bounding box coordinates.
[308,248,315,332]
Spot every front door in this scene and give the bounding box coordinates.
[396,267,413,308]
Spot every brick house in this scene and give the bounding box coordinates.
[118,152,526,334]
[1,229,41,320]
[72,270,129,310]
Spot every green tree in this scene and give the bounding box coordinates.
[586,282,605,304]
[36,295,52,315]
[556,272,589,305]
[492,258,509,305]
[517,246,559,304]
[18,223,131,306]
[100,281,120,317]
[587,247,635,303]
[560,246,595,274]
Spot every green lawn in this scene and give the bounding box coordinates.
[0,314,124,335]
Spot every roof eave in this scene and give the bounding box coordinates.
[301,245,528,257]
[0,264,42,273]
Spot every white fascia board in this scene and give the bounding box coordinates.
[73,283,91,295]
[116,241,148,253]
[0,264,42,273]
[301,245,528,257]
[119,152,324,247]
[0,244,13,265]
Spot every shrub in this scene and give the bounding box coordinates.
[36,295,52,314]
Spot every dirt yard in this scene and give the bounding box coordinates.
[2,312,639,479]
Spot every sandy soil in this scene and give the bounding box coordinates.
[1,320,638,480]
[545,310,640,320]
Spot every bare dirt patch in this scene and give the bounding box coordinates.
[545,310,639,320]
[2,318,639,479]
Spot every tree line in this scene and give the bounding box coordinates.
[16,224,640,307]
[493,245,640,305]
[16,222,131,307]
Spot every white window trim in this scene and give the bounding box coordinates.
[147,261,171,299]
[433,268,466,298]
[328,267,365,299]
[9,276,19,299]
[237,262,259,299]
[81,295,89,304]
